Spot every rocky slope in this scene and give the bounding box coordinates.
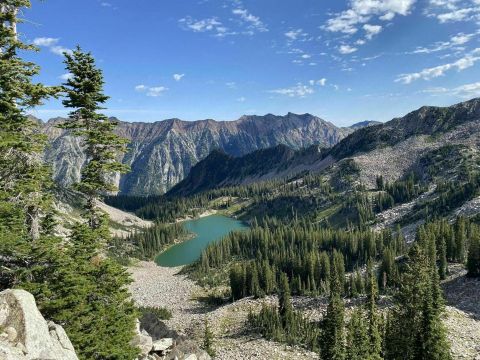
[129,262,480,360]
[167,144,324,197]
[42,113,354,195]
[169,98,480,198]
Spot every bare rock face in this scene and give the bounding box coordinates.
[0,289,78,360]
[42,113,352,195]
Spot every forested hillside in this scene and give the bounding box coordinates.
[2,1,480,359]
[108,97,480,359]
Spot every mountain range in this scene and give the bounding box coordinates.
[42,113,374,195]
[170,98,480,199]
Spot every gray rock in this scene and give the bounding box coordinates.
[152,338,173,352]
[41,114,353,195]
[0,289,78,360]
[132,319,153,356]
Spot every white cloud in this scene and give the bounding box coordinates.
[135,84,168,97]
[301,54,312,59]
[422,81,480,98]
[33,37,58,47]
[309,78,327,86]
[232,8,268,32]
[323,0,416,34]
[339,44,358,54]
[409,31,477,54]
[179,17,228,37]
[173,73,185,81]
[426,0,480,23]
[396,48,480,83]
[363,24,382,39]
[59,73,73,81]
[284,29,310,42]
[269,83,315,97]
[226,82,237,89]
[438,7,476,22]
[285,29,303,40]
[237,96,246,102]
[33,37,72,56]
[147,87,168,97]
[50,46,73,56]
[324,9,368,34]
[101,2,112,7]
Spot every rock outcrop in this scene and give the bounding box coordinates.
[133,311,210,360]
[0,289,78,360]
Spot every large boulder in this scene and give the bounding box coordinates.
[0,289,78,360]
[131,319,153,356]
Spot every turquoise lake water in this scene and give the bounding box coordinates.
[155,214,248,267]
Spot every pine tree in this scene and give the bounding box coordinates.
[203,317,216,357]
[278,272,293,328]
[346,308,369,360]
[467,226,480,278]
[321,292,345,360]
[54,48,139,358]
[366,262,382,360]
[385,244,451,360]
[320,263,346,360]
[61,47,129,229]
[0,0,58,240]
[454,217,466,263]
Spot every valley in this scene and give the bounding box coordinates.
[109,98,480,360]
[2,2,480,359]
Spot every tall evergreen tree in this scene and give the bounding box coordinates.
[366,262,383,360]
[0,0,58,240]
[278,272,293,328]
[454,217,466,263]
[467,226,480,278]
[320,263,346,360]
[61,47,129,229]
[385,244,451,360]
[53,48,139,359]
[346,308,369,360]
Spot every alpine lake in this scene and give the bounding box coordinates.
[155,214,248,267]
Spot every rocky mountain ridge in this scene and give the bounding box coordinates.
[42,113,358,195]
[170,98,480,197]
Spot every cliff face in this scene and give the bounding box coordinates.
[42,113,353,195]
[0,289,78,360]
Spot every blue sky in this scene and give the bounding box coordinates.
[23,0,480,126]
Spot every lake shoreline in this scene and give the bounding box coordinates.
[174,209,218,223]
[156,214,248,267]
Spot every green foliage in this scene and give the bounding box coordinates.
[385,243,451,360]
[138,306,172,320]
[366,262,382,360]
[20,219,139,360]
[195,219,404,299]
[375,173,427,213]
[467,226,480,278]
[123,222,188,260]
[61,47,129,228]
[346,309,370,360]
[0,0,58,240]
[203,318,216,357]
[320,293,345,360]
